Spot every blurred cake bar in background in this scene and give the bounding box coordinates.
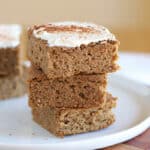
[29,65,107,108]
[32,94,116,137]
[28,22,119,79]
[0,25,22,76]
[0,62,29,100]
[0,24,29,100]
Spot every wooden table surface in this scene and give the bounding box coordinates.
[103,128,150,150]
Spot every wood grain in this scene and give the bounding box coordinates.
[103,128,150,150]
[104,144,142,150]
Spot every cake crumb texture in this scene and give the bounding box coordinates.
[29,65,107,108]
[31,93,116,137]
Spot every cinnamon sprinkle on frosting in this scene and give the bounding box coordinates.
[30,21,116,47]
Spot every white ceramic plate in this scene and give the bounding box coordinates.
[0,75,149,150]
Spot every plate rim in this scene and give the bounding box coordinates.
[0,117,149,149]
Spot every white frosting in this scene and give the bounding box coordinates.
[0,24,21,48]
[33,21,116,47]
[23,60,31,68]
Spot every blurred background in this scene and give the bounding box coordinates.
[0,0,149,53]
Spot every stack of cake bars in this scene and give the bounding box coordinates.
[0,25,27,99]
[28,22,119,137]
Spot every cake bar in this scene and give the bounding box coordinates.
[29,65,107,108]
[28,22,119,79]
[32,93,116,137]
[0,24,22,75]
[0,62,29,99]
